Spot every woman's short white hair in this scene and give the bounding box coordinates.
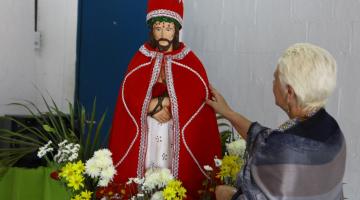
[277,43,337,110]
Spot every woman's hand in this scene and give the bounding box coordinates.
[206,85,251,139]
[215,185,237,200]
[206,85,233,118]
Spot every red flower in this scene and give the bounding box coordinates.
[50,171,60,181]
[96,187,106,199]
[95,182,139,199]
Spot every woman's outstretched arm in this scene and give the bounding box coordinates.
[206,85,251,140]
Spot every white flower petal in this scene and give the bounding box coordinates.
[100,165,116,180]
[226,139,246,157]
[85,159,101,178]
[214,158,222,167]
[98,178,111,187]
[203,165,213,171]
[151,191,164,200]
[94,149,112,158]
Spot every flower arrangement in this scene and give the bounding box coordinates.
[96,168,186,200]
[217,154,243,185]
[198,116,247,199]
[85,149,116,187]
[225,139,246,157]
[127,168,186,200]
[198,139,245,200]
[0,97,111,199]
[95,183,127,199]
[162,180,187,200]
[198,165,219,200]
[217,139,246,185]
[37,139,116,199]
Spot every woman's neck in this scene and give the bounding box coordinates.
[288,106,321,120]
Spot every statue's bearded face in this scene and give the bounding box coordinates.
[152,21,175,52]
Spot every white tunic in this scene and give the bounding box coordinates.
[145,116,173,169]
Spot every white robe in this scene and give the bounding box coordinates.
[145,116,173,169]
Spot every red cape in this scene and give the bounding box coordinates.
[109,43,221,199]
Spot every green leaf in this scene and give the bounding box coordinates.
[43,125,55,133]
[85,98,97,160]
[0,94,110,174]
[91,110,107,154]
[1,115,49,143]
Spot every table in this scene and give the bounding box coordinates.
[0,167,70,200]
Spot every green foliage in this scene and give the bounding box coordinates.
[217,115,235,156]
[0,95,109,170]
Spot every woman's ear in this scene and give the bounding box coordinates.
[286,85,296,102]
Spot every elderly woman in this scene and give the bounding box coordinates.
[207,43,346,200]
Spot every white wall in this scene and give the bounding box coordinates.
[0,0,78,114]
[183,0,360,199]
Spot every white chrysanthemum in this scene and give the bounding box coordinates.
[226,139,246,157]
[203,165,213,171]
[151,191,164,200]
[142,178,156,191]
[133,177,144,184]
[84,148,117,187]
[142,168,173,191]
[158,168,173,180]
[85,148,116,186]
[94,149,112,158]
[85,159,101,178]
[98,177,111,187]
[94,156,113,169]
[100,165,116,180]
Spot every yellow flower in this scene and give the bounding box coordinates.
[177,187,186,199]
[81,190,93,200]
[163,187,176,199]
[59,162,76,180]
[70,194,82,200]
[73,160,85,174]
[107,191,114,196]
[218,155,243,184]
[163,180,187,200]
[67,173,85,190]
[59,161,86,186]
